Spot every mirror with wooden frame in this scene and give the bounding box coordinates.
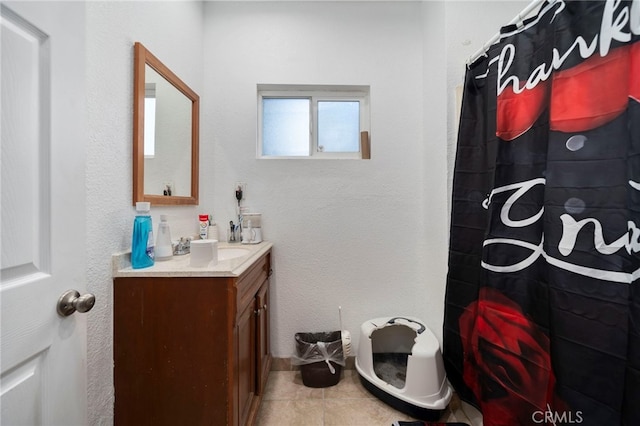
[133,42,199,205]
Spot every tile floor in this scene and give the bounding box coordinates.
[256,369,483,426]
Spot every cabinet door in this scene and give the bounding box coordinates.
[255,280,271,395]
[237,301,256,426]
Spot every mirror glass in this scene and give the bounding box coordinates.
[133,42,199,205]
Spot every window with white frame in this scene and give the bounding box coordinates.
[258,84,370,159]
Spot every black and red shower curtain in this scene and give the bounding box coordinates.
[443,1,640,425]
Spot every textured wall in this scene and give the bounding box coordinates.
[85,2,203,424]
[203,1,442,359]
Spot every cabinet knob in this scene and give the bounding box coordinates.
[263,304,267,311]
[255,308,262,316]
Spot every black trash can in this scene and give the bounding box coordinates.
[294,331,344,388]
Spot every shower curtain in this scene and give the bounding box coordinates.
[443,1,639,425]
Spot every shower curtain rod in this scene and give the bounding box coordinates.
[466,0,550,65]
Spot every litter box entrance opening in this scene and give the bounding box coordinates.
[370,324,416,389]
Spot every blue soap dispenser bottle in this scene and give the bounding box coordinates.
[131,202,155,269]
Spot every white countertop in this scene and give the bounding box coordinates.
[112,241,273,278]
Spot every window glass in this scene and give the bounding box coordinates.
[317,101,360,153]
[262,98,310,156]
[257,84,369,159]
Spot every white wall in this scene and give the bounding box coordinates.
[203,1,440,358]
[81,1,532,423]
[86,2,203,424]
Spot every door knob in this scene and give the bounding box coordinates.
[57,290,96,317]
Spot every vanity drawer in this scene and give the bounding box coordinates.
[236,252,271,311]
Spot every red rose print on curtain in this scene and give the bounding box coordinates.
[459,288,563,426]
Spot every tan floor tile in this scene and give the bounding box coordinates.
[258,370,477,425]
[323,397,418,425]
[324,370,373,400]
[263,370,323,401]
[256,399,324,426]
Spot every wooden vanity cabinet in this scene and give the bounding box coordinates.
[114,250,272,426]
[255,282,270,394]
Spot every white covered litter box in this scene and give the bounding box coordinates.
[355,316,452,420]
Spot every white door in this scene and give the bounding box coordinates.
[1,2,89,425]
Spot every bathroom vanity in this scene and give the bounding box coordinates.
[112,242,273,426]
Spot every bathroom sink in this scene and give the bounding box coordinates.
[218,247,251,261]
